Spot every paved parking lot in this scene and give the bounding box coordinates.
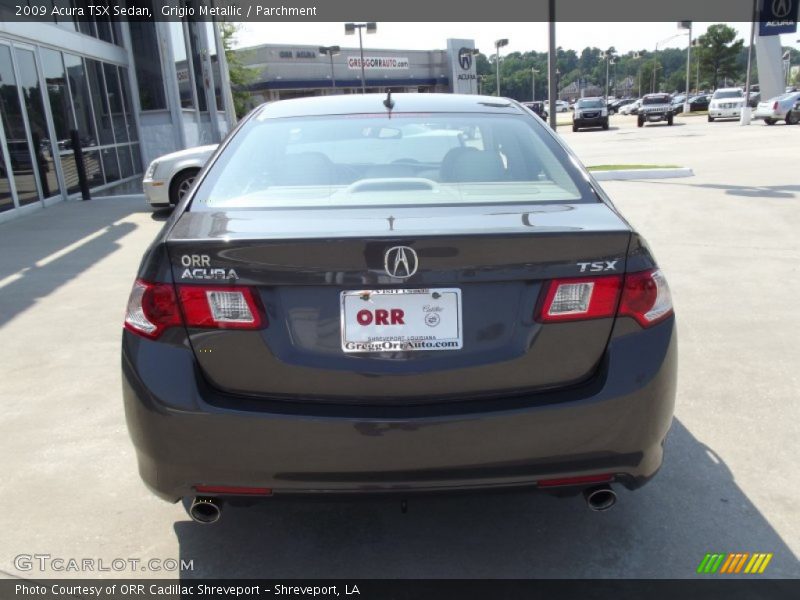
[1,114,798,579]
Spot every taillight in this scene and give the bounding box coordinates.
[536,268,673,328]
[178,285,264,329]
[124,280,265,339]
[773,101,779,110]
[124,280,181,339]
[618,269,673,327]
[536,275,622,322]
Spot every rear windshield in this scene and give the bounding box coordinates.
[642,96,670,105]
[191,112,589,209]
[576,99,604,108]
[712,90,742,99]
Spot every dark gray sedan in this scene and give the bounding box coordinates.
[122,94,677,523]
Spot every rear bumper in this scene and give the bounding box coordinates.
[122,318,677,502]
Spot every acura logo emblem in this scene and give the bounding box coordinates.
[458,47,473,71]
[384,246,418,278]
[773,0,791,18]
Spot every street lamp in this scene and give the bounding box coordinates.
[678,21,692,113]
[633,51,642,97]
[531,67,539,101]
[494,38,509,96]
[318,45,340,91]
[653,31,689,93]
[345,22,376,93]
[600,50,616,103]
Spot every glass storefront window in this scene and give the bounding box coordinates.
[187,20,208,112]
[205,21,224,111]
[129,17,167,110]
[103,63,128,143]
[15,48,61,200]
[118,67,139,142]
[83,149,105,188]
[118,144,133,179]
[63,54,98,148]
[169,22,194,109]
[0,44,38,210]
[41,48,83,195]
[101,147,120,183]
[86,58,114,145]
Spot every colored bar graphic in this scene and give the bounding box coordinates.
[701,552,773,575]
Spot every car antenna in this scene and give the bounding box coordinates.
[383,90,395,111]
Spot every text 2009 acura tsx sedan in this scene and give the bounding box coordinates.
[122,94,676,523]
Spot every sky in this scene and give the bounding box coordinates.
[232,22,800,55]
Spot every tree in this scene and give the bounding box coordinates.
[696,24,744,90]
[220,23,257,119]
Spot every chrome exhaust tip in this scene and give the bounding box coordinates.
[189,497,222,524]
[583,485,617,512]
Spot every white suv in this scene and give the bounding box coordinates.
[708,88,744,122]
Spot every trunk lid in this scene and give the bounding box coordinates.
[166,203,631,403]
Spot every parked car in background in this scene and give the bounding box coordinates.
[143,144,217,209]
[556,100,570,112]
[609,98,635,114]
[637,94,674,127]
[619,99,641,115]
[707,88,744,122]
[753,91,800,125]
[670,95,687,114]
[687,94,711,112]
[746,91,761,107]
[522,101,549,120]
[787,99,800,125]
[572,97,609,131]
[122,93,677,522]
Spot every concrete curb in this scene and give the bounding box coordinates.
[591,167,694,181]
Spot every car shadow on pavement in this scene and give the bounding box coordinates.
[173,419,799,578]
[635,179,800,200]
[151,207,174,222]
[0,198,143,327]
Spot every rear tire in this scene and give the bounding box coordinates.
[764,118,776,126]
[169,169,200,205]
[602,119,609,130]
[786,111,799,125]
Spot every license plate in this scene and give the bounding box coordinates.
[340,288,463,353]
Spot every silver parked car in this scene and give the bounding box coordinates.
[142,144,217,209]
[753,92,800,125]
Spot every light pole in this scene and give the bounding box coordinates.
[318,45,340,92]
[344,22,376,93]
[600,50,615,103]
[678,21,692,113]
[531,67,538,101]
[653,31,689,93]
[633,51,642,97]
[494,38,509,96]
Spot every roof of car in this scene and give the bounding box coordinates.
[255,93,527,119]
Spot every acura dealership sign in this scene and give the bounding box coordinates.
[759,0,798,36]
[347,56,410,69]
[447,39,478,94]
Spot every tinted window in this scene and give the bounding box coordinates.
[642,95,670,105]
[193,112,589,209]
[576,99,603,108]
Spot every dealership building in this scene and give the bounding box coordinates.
[0,9,236,223]
[237,39,479,104]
